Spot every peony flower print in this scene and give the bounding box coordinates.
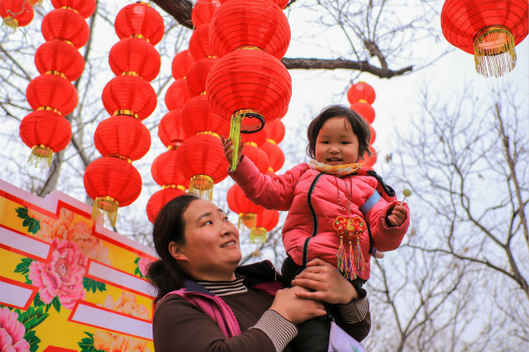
[0,307,30,352]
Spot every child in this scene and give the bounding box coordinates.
[224,105,409,351]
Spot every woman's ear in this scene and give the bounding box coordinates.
[168,241,188,262]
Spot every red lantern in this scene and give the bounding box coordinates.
[181,95,229,137]
[264,119,285,143]
[51,0,97,18]
[165,78,191,111]
[186,58,216,96]
[35,40,85,81]
[41,8,89,49]
[146,188,186,223]
[114,2,164,45]
[102,75,157,120]
[250,208,280,243]
[347,81,376,105]
[360,147,377,169]
[242,142,270,174]
[441,0,528,77]
[176,133,228,199]
[369,126,376,145]
[210,0,291,59]
[261,140,285,172]
[151,150,190,188]
[227,183,262,229]
[94,115,151,161]
[26,74,78,116]
[158,109,187,148]
[84,157,142,225]
[350,101,375,124]
[0,0,34,28]
[274,0,289,9]
[192,0,220,28]
[109,38,161,81]
[189,23,215,60]
[241,127,267,146]
[172,50,194,80]
[19,110,72,165]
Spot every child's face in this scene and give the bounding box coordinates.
[315,116,359,165]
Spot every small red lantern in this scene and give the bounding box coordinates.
[261,140,285,172]
[227,183,262,229]
[151,150,190,188]
[146,188,186,223]
[35,40,85,82]
[186,58,216,96]
[347,81,376,105]
[264,119,285,144]
[242,142,270,174]
[165,78,191,111]
[441,0,528,77]
[172,50,194,80]
[102,75,157,120]
[26,74,78,116]
[41,8,89,49]
[189,23,215,60]
[210,0,291,59]
[250,208,280,243]
[114,2,164,45]
[181,95,229,137]
[158,109,187,148]
[0,0,34,28]
[192,0,220,28]
[19,110,72,166]
[109,37,161,81]
[51,0,96,18]
[94,115,151,161]
[84,157,142,225]
[176,133,228,199]
[350,101,375,124]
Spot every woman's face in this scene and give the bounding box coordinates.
[174,199,241,281]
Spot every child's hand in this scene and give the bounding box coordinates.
[222,137,243,167]
[386,203,407,226]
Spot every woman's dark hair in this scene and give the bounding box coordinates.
[306,104,371,160]
[147,194,199,301]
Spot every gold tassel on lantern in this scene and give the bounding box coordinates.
[29,145,53,168]
[473,25,516,77]
[92,196,119,227]
[189,174,214,200]
[249,227,267,243]
[238,213,256,230]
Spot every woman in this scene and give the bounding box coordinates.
[148,195,370,352]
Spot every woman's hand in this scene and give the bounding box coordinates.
[292,258,357,305]
[222,137,243,167]
[270,286,327,324]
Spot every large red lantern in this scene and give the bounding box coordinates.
[165,79,191,111]
[350,101,375,124]
[264,119,285,144]
[109,38,161,81]
[261,140,285,172]
[158,109,187,148]
[102,75,157,120]
[146,188,186,223]
[35,40,85,81]
[210,0,291,59]
[41,8,89,49]
[181,95,229,137]
[250,208,280,243]
[151,150,190,188]
[51,0,97,19]
[172,50,194,80]
[26,74,78,116]
[176,133,228,199]
[114,2,164,45]
[441,0,528,77]
[0,0,34,28]
[192,0,220,28]
[189,23,215,60]
[347,81,376,105]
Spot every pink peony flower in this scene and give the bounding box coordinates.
[29,239,88,309]
[68,221,110,265]
[0,307,30,352]
[138,257,153,277]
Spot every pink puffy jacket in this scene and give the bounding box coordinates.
[231,157,410,280]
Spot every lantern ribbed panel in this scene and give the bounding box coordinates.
[261,141,284,172]
[114,2,164,45]
[0,0,34,27]
[158,109,187,148]
[181,95,229,137]
[51,0,97,18]
[151,150,189,187]
[227,184,261,214]
[177,133,228,184]
[146,188,186,223]
[35,40,85,81]
[26,74,78,116]
[350,101,375,124]
[19,110,72,152]
[255,208,279,231]
[192,0,220,28]
[102,75,157,120]
[165,79,191,111]
[242,143,270,174]
[109,38,161,81]
[210,0,291,59]
[186,58,216,96]
[172,50,194,79]
[94,116,151,161]
[441,0,528,54]
[264,119,285,143]
[189,24,215,60]
[41,8,89,49]
[206,49,292,121]
[84,157,142,207]
[347,82,376,105]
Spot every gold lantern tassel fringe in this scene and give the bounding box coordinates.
[238,213,257,230]
[28,145,53,168]
[92,196,119,227]
[249,227,267,244]
[474,26,516,78]
[229,112,243,171]
[189,175,214,200]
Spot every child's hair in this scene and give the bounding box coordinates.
[306,104,371,159]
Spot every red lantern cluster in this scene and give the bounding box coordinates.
[261,119,286,173]
[348,81,377,168]
[84,2,163,226]
[0,0,36,29]
[19,1,95,167]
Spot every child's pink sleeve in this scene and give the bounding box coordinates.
[230,157,308,211]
